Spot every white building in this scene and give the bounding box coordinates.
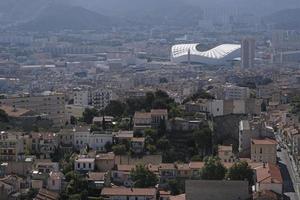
[224,84,250,100]
[75,157,95,172]
[73,130,113,152]
[207,100,224,117]
[73,90,91,106]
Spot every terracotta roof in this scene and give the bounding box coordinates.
[251,138,277,145]
[117,164,136,172]
[151,109,168,115]
[134,112,151,119]
[255,164,283,184]
[253,190,280,200]
[147,164,159,172]
[218,145,233,152]
[188,162,204,169]
[96,152,115,160]
[131,137,145,142]
[34,188,59,200]
[176,163,190,171]
[87,172,106,181]
[101,187,156,196]
[159,163,176,170]
[169,194,186,200]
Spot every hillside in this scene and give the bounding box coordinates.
[265,8,300,30]
[16,4,114,31]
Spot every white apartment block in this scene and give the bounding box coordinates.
[92,89,113,110]
[73,90,91,106]
[224,84,250,100]
[0,92,65,127]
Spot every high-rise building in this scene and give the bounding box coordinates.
[241,38,255,68]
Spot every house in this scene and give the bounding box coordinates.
[57,129,74,154]
[150,109,168,128]
[95,152,115,172]
[133,109,168,130]
[185,180,250,200]
[87,172,110,189]
[133,112,152,131]
[101,187,157,200]
[47,171,64,192]
[131,137,145,154]
[158,164,177,183]
[251,138,277,164]
[176,163,192,178]
[254,163,283,195]
[218,145,235,163]
[74,157,95,172]
[111,164,135,187]
[34,188,60,200]
[35,161,59,174]
[159,190,171,200]
[113,130,134,144]
[30,132,58,159]
[169,194,186,200]
[89,132,113,152]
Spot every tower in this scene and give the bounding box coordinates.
[241,37,255,68]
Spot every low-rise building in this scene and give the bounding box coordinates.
[74,157,95,172]
[101,187,157,200]
[254,163,283,195]
[218,145,235,163]
[251,138,277,164]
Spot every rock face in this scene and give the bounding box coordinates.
[213,114,247,152]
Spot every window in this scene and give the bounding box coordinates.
[83,163,86,168]
[89,163,91,169]
[52,180,55,186]
[77,163,80,169]
[260,148,263,154]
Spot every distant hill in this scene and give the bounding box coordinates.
[265,8,300,30]
[16,4,114,31]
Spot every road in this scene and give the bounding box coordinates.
[276,133,299,200]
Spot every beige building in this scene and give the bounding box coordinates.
[0,92,66,127]
[251,138,277,164]
[0,131,26,161]
[218,145,235,163]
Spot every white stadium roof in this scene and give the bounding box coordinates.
[171,43,241,65]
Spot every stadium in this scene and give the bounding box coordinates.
[171,43,241,65]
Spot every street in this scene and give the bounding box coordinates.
[276,132,300,200]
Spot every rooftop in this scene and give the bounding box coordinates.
[101,187,156,196]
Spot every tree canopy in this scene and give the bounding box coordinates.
[201,156,226,180]
[226,161,254,185]
[130,165,158,188]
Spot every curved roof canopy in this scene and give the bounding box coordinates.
[171,43,241,65]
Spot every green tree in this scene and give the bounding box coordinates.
[193,126,212,157]
[112,144,127,155]
[226,161,254,185]
[82,108,99,124]
[104,100,126,117]
[157,137,170,152]
[201,156,226,180]
[0,109,9,122]
[130,165,158,188]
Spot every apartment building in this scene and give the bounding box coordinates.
[92,89,113,110]
[0,131,26,161]
[224,84,250,100]
[0,92,66,127]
